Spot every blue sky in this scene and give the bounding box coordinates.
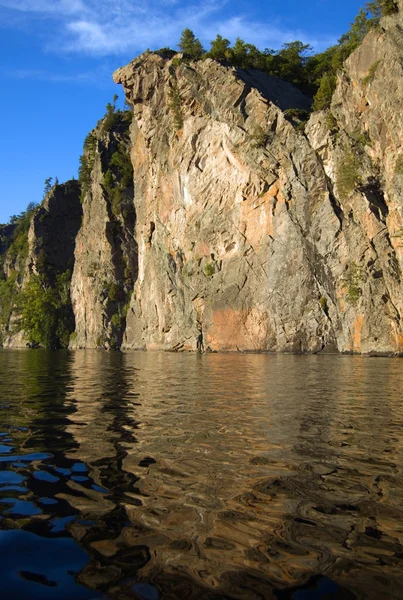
[0,0,364,223]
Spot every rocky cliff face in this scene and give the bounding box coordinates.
[0,181,82,347]
[3,5,403,354]
[70,112,136,349]
[110,5,403,355]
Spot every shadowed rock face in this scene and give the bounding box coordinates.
[111,7,403,355]
[28,180,82,280]
[0,224,16,256]
[1,181,82,348]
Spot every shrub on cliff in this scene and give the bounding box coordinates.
[0,274,17,330]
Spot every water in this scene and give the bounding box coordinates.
[1,350,403,599]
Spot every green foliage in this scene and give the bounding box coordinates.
[171,56,185,68]
[203,263,214,277]
[111,312,122,328]
[106,282,122,302]
[325,111,339,134]
[103,142,133,217]
[167,80,183,131]
[18,270,74,349]
[250,126,268,148]
[78,132,98,200]
[178,28,204,58]
[174,2,392,106]
[362,60,381,85]
[345,262,364,305]
[43,177,53,198]
[6,203,38,266]
[351,128,371,147]
[336,149,362,199]
[395,155,403,175]
[110,143,133,187]
[0,274,18,328]
[313,73,337,111]
[153,47,177,59]
[283,108,310,132]
[366,0,398,20]
[207,34,231,60]
[381,0,399,16]
[102,100,120,132]
[273,41,313,90]
[122,301,131,318]
[311,2,390,109]
[226,38,267,69]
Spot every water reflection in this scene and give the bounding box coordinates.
[1,351,403,599]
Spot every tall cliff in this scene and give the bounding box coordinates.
[2,3,403,354]
[0,181,82,347]
[70,110,136,350]
[108,3,403,354]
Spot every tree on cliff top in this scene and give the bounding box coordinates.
[207,34,231,60]
[178,29,204,58]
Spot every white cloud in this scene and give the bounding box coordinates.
[9,68,96,83]
[0,0,85,15]
[0,0,336,56]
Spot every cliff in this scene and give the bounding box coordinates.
[110,2,403,354]
[0,181,82,347]
[70,111,136,349]
[2,3,403,354]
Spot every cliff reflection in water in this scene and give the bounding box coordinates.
[1,350,403,599]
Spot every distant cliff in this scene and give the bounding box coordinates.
[2,2,403,353]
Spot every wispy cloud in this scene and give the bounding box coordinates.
[0,0,336,56]
[0,0,85,15]
[9,68,96,83]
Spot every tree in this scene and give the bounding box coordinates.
[43,177,53,197]
[19,270,74,349]
[178,28,204,58]
[366,0,398,21]
[228,38,249,67]
[208,34,230,60]
[275,41,312,89]
[313,72,337,111]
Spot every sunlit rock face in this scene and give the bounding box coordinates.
[7,7,403,354]
[69,115,136,350]
[112,8,403,354]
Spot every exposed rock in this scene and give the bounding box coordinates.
[4,6,403,354]
[0,181,82,348]
[110,7,403,354]
[70,112,136,349]
[28,180,82,280]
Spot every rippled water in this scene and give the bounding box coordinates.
[1,350,403,599]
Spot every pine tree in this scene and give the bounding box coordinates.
[313,72,337,111]
[178,28,204,59]
[208,34,230,60]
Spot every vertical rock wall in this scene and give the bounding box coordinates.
[113,38,403,354]
[70,113,137,349]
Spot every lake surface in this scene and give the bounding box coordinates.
[1,350,403,599]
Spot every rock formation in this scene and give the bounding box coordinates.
[0,181,81,347]
[3,4,403,354]
[111,3,403,354]
[69,112,136,350]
